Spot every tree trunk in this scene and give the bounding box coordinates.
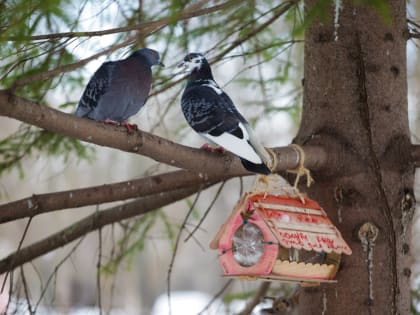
[296,1,414,314]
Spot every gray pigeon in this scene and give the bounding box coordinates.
[179,52,271,175]
[76,48,164,130]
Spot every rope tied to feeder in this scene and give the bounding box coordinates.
[287,144,314,189]
[251,174,295,198]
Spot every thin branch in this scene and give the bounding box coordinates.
[184,181,226,242]
[0,90,328,175]
[11,36,137,88]
[238,282,271,315]
[2,218,33,292]
[167,190,202,315]
[408,32,420,39]
[239,176,244,197]
[8,1,239,89]
[0,37,76,83]
[149,0,300,98]
[181,225,206,251]
[213,1,299,62]
[97,223,103,315]
[198,280,233,315]
[106,224,118,315]
[0,170,226,224]
[0,185,212,274]
[4,0,237,41]
[33,237,85,313]
[4,271,13,315]
[407,19,420,39]
[20,267,34,315]
[204,2,288,57]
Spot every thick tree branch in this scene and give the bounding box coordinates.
[0,170,229,224]
[0,185,210,274]
[0,90,328,175]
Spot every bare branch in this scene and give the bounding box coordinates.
[184,181,226,242]
[0,185,211,274]
[2,218,33,293]
[0,170,226,224]
[20,267,34,315]
[238,282,271,315]
[97,223,103,315]
[198,280,233,315]
[149,0,300,98]
[0,90,327,174]
[8,1,239,88]
[11,37,138,88]
[4,0,237,41]
[408,32,420,39]
[167,189,202,313]
[213,1,299,60]
[33,237,85,312]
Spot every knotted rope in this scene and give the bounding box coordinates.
[287,144,314,189]
[264,147,278,173]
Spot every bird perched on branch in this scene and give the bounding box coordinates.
[75,48,164,132]
[179,52,271,175]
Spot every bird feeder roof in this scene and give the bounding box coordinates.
[249,193,352,255]
[210,192,352,256]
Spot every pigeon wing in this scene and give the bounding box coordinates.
[76,61,115,119]
[181,85,266,165]
[90,59,152,122]
[115,59,152,120]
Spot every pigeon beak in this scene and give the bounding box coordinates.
[158,61,165,67]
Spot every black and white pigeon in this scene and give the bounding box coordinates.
[179,52,271,175]
[75,48,164,131]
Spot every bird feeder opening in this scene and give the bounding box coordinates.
[232,222,265,267]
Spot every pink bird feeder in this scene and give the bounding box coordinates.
[210,178,352,286]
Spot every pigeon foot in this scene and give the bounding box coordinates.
[200,143,225,153]
[121,121,139,133]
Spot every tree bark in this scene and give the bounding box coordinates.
[296,1,414,314]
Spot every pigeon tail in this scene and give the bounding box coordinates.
[240,159,271,175]
[242,123,271,166]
